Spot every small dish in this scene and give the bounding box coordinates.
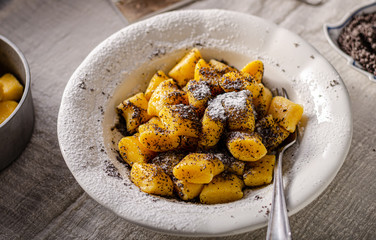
[58,10,352,236]
[323,1,376,82]
[0,35,34,170]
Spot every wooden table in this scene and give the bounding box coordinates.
[0,0,375,239]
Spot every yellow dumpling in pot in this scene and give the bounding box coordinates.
[0,82,4,101]
[0,73,23,101]
[0,100,18,124]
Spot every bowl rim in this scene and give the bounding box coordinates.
[0,35,32,128]
[323,1,376,82]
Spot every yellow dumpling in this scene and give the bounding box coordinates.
[158,104,200,138]
[256,114,290,150]
[226,131,267,162]
[173,178,204,201]
[268,96,303,132]
[241,60,264,84]
[0,100,18,124]
[0,82,4,101]
[198,102,226,147]
[0,73,23,101]
[252,84,272,118]
[118,133,156,166]
[186,79,212,116]
[194,59,223,96]
[147,79,188,116]
[144,70,169,100]
[117,92,151,134]
[221,90,255,132]
[209,59,237,74]
[173,153,224,184]
[131,162,174,196]
[168,48,202,87]
[219,71,251,92]
[199,173,244,204]
[243,155,275,187]
[138,117,180,152]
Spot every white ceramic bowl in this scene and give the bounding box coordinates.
[324,1,376,82]
[58,10,352,237]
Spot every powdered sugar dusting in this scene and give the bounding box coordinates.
[221,90,250,112]
[187,80,212,100]
[207,90,250,121]
[206,96,226,121]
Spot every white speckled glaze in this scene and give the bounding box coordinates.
[324,1,376,82]
[57,10,352,237]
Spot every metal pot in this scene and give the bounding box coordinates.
[0,35,34,170]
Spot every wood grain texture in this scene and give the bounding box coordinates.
[0,0,375,239]
[114,0,181,22]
